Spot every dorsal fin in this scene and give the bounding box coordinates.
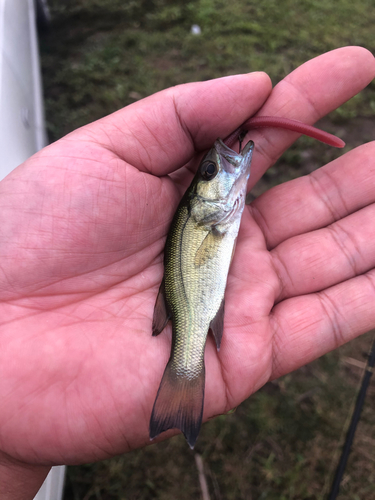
[152,279,170,336]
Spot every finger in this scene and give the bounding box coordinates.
[251,142,375,249]
[246,46,375,186]
[270,269,375,379]
[71,72,272,175]
[271,200,375,301]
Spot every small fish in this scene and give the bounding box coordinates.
[150,138,254,448]
[149,116,344,448]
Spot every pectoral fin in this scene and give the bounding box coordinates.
[209,297,225,351]
[152,279,170,336]
[194,230,224,267]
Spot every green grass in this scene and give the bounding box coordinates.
[41,0,375,142]
[39,1,375,498]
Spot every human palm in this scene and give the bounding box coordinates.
[1,47,375,484]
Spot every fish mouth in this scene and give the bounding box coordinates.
[214,138,253,205]
[214,138,254,175]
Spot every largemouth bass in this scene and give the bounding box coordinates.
[150,138,254,448]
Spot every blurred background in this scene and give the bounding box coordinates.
[38,1,375,498]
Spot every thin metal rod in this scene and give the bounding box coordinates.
[328,337,375,500]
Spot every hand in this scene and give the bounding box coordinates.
[0,46,374,497]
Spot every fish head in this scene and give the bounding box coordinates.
[194,138,254,203]
[189,138,254,228]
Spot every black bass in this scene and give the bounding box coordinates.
[150,138,254,448]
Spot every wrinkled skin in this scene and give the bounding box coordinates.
[1,47,375,498]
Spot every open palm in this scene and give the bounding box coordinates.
[1,47,375,492]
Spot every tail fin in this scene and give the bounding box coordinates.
[149,362,205,449]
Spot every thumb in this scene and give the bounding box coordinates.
[74,72,272,175]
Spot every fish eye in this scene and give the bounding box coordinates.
[200,161,218,181]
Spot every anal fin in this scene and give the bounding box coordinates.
[209,297,225,351]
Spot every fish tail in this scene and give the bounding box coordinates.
[149,362,205,449]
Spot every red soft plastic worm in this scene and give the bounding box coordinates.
[224,116,345,150]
